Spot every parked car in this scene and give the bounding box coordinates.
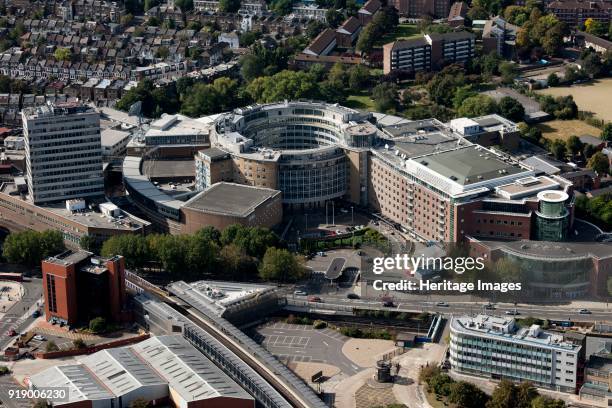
[33,335,45,341]
[436,302,449,307]
[579,309,591,314]
[31,310,40,318]
[347,293,360,299]
[484,303,495,310]
[505,309,520,316]
[383,301,395,307]
[308,296,322,303]
[6,329,16,336]
[293,290,308,296]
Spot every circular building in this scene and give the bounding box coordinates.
[199,101,378,209]
[535,190,570,242]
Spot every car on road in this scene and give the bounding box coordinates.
[346,293,360,299]
[293,290,308,296]
[436,302,449,307]
[383,301,395,307]
[484,303,495,310]
[579,309,591,314]
[317,251,326,257]
[33,335,45,341]
[505,309,520,316]
[6,329,16,336]
[308,296,322,303]
[31,310,40,318]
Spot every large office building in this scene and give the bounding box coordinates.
[42,250,127,325]
[30,335,255,408]
[383,31,475,74]
[23,102,103,205]
[450,314,585,393]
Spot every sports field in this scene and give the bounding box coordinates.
[536,119,602,142]
[537,78,612,122]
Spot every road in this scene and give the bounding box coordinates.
[0,376,31,408]
[309,293,612,322]
[0,278,43,350]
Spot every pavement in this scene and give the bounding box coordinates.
[0,278,43,350]
[0,375,31,408]
[254,322,362,375]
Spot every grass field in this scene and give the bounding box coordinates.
[536,119,602,142]
[345,92,376,111]
[536,78,612,122]
[376,23,420,46]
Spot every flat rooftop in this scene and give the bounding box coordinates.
[183,182,280,217]
[142,158,195,179]
[418,146,525,186]
[495,175,561,200]
[452,314,581,351]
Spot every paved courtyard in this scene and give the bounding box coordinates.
[254,322,361,375]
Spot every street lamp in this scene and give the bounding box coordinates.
[351,206,354,225]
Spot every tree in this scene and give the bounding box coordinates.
[429,373,453,396]
[101,235,149,269]
[220,243,253,278]
[33,401,49,408]
[585,18,607,37]
[449,381,489,408]
[79,235,98,253]
[73,338,87,349]
[550,139,567,160]
[175,0,194,11]
[499,61,518,84]
[356,24,375,54]
[259,247,306,282]
[347,64,369,91]
[246,70,319,103]
[45,341,59,352]
[486,379,518,408]
[452,85,477,109]
[180,77,239,117]
[582,52,603,77]
[587,152,610,175]
[53,47,71,62]
[155,46,170,59]
[219,0,241,12]
[271,0,292,14]
[498,96,525,121]
[547,72,560,87]
[89,317,107,334]
[531,396,565,408]
[602,123,612,141]
[516,382,537,408]
[566,135,583,159]
[0,366,10,375]
[2,230,65,267]
[457,95,498,117]
[372,83,397,112]
[583,143,596,159]
[325,9,343,28]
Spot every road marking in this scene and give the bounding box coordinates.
[323,341,329,347]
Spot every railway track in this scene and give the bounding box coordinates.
[126,272,323,408]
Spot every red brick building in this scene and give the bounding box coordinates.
[42,251,127,325]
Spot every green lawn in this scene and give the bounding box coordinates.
[376,24,421,46]
[345,92,376,112]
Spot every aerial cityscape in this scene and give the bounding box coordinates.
[0,0,610,407]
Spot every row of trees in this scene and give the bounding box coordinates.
[576,194,612,230]
[2,230,65,267]
[420,365,566,408]
[355,7,399,54]
[100,225,306,282]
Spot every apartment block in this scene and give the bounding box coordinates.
[450,315,585,393]
[391,0,451,18]
[546,0,612,26]
[23,102,103,205]
[42,250,127,325]
[580,353,612,405]
[383,31,475,74]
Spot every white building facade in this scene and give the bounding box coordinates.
[450,315,582,393]
[23,103,103,204]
